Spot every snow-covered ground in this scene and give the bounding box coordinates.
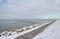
[32,20,60,39]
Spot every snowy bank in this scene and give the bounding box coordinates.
[32,20,60,39]
[0,20,55,39]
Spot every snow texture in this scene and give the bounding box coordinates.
[32,20,60,39]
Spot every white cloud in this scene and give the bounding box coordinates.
[0,0,60,19]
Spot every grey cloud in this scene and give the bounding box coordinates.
[0,0,60,19]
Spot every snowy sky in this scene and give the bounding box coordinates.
[0,0,60,19]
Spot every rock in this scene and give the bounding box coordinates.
[13,29,19,32]
[16,29,23,33]
[29,26,33,29]
[26,26,31,30]
[32,25,36,28]
[8,31,13,36]
[8,33,12,36]
[1,31,8,37]
[0,34,1,37]
[22,27,27,31]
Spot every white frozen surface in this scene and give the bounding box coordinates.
[32,20,60,39]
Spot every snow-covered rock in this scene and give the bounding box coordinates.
[0,21,53,39]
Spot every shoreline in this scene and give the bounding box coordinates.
[0,20,56,39]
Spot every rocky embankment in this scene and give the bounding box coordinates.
[0,24,41,37]
[0,20,56,39]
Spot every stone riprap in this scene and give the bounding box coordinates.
[0,20,56,39]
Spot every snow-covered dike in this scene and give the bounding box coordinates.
[0,20,54,39]
[32,20,60,39]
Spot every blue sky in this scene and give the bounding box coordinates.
[0,0,60,19]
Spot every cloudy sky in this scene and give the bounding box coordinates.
[0,0,60,19]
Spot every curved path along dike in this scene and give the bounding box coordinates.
[32,20,60,39]
[0,20,56,39]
